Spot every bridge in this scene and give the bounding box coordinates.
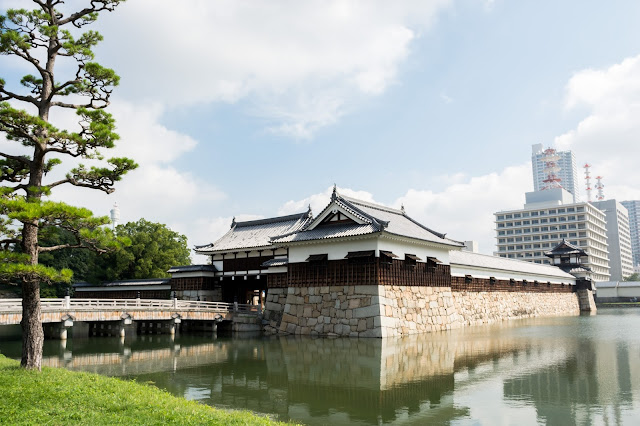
[0,298,263,339]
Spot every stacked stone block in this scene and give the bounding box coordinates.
[264,283,584,337]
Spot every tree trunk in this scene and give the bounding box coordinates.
[20,279,43,370]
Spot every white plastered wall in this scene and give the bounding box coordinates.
[377,237,452,265]
[450,263,576,284]
[288,238,378,262]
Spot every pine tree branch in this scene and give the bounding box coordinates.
[43,147,83,158]
[0,152,31,165]
[50,100,109,110]
[58,2,124,27]
[0,88,40,107]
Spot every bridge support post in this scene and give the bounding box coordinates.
[43,321,71,340]
[170,314,181,336]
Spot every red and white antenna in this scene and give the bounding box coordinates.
[595,176,605,200]
[541,148,562,190]
[584,163,592,202]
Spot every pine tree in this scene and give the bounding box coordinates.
[0,0,136,370]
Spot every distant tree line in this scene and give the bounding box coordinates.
[35,219,191,297]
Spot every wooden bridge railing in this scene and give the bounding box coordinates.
[0,298,260,315]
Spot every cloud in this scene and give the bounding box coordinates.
[395,165,530,253]
[440,92,454,104]
[555,54,640,201]
[94,0,452,138]
[41,100,226,261]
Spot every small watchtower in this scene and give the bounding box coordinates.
[545,239,593,289]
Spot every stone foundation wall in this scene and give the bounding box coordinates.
[377,286,461,336]
[270,285,384,337]
[452,290,581,327]
[263,284,583,337]
[577,289,597,312]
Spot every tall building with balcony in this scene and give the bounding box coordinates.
[591,200,634,281]
[620,200,640,268]
[532,144,580,202]
[494,188,610,282]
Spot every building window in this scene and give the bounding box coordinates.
[426,257,441,272]
[379,250,397,265]
[345,251,375,264]
[307,254,328,262]
[465,274,473,284]
[307,254,328,269]
[404,254,421,268]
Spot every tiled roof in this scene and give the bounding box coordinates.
[272,222,379,243]
[167,265,217,273]
[261,258,289,267]
[544,239,587,257]
[195,211,312,254]
[343,196,462,246]
[272,193,463,247]
[73,278,171,288]
[449,250,575,279]
[597,281,640,288]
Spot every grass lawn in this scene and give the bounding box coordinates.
[0,354,297,425]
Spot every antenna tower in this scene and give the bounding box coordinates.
[541,148,562,190]
[595,176,605,201]
[110,202,120,229]
[584,163,592,202]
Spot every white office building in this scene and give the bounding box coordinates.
[621,200,640,268]
[591,200,634,281]
[531,144,580,202]
[494,188,610,282]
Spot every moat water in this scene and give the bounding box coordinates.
[1,308,640,425]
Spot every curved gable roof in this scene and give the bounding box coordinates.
[271,190,463,247]
[195,210,312,254]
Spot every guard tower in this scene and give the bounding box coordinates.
[545,239,596,311]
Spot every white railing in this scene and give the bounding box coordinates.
[0,298,260,314]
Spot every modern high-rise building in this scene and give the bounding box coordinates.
[621,200,640,268]
[494,188,610,282]
[591,200,634,281]
[531,144,580,202]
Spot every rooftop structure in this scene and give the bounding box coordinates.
[271,190,463,248]
[531,144,579,202]
[591,200,634,281]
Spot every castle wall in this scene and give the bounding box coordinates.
[265,281,584,337]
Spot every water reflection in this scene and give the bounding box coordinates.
[1,309,639,425]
